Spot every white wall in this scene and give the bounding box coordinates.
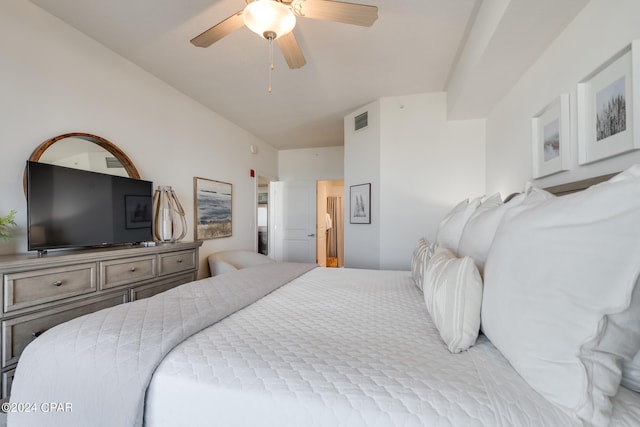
[0,1,278,277]
[278,147,344,181]
[486,0,640,195]
[379,93,485,270]
[345,93,486,270]
[344,101,382,269]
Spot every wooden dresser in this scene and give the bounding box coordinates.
[0,241,202,399]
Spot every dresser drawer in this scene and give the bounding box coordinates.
[130,272,195,301]
[158,249,196,276]
[3,263,97,313]
[100,255,156,290]
[1,291,128,368]
[2,368,15,399]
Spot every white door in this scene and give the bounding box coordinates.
[279,180,317,263]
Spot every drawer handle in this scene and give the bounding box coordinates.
[32,329,47,338]
[129,267,136,272]
[52,280,63,287]
[176,258,183,264]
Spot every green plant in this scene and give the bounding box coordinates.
[0,209,17,240]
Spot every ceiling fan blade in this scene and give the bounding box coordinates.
[293,0,378,27]
[277,32,307,69]
[190,11,244,48]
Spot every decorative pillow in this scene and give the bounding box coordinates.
[621,351,640,392]
[423,245,483,353]
[410,238,429,289]
[420,242,438,290]
[410,238,438,291]
[436,197,481,253]
[482,170,640,427]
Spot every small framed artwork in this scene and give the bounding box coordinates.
[350,183,371,224]
[577,40,640,164]
[258,192,268,205]
[194,177,232,240]
[124,195,152,229]
[531,94,571,178]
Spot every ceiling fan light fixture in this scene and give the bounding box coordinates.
[243,0,296,40]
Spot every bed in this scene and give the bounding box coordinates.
[7,168,640,427]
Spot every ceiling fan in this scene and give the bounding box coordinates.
[190,0,378,70]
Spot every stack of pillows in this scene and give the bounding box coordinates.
[410,164,640,427]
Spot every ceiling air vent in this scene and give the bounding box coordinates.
[354,111,368,131]
[105,157,122,168]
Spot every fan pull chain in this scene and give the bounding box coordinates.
[268,36,274,93]
[263,31,277,94]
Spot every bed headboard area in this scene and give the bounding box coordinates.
[543,172,618,196]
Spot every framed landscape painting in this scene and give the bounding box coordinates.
[350,183,371,224]
[531,94,571,178]
[194,177,232,240]
[577,40,640,164]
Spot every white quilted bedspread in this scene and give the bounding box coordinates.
[8,262,316,427]
[145,268,640,426]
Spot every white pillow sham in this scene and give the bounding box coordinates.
[424,245,483,353]
[613,165,640,393]
[482,170,640,427]
[622,351,640,392]
[457,193,505,273]
[436,197,481,253]
[458,188,554,274]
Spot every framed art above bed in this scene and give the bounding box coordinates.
[577,40,640,164]
[531,94,571,178]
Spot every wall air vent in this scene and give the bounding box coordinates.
[354,111,368,131]
[105,157,122,168]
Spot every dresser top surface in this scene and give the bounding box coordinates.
[0,241,202,270]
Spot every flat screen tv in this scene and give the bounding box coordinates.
[26,160,153,252]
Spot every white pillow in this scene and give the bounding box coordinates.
[436,197,481,253]
[458,189,553,274]
[612,167,640,392]
[457,193,504,273]
[423,245,483,353]
[482,171,640,426]
[609,163,640,182]
[621,351,640,392]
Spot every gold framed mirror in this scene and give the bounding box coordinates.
[23,132,141,193]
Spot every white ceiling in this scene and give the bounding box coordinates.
[28,0,588,150]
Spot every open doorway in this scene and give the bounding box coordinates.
[317,180,344,267]
[257,177,269,255]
